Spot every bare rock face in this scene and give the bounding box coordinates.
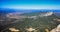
[56,24,60,32]
[9,28,20,32]
[53,18,60,24]
[39,12,53,17]
[6,12,25,19]
[50,24,60,32]
[50,28,56,32]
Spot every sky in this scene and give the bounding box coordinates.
[0,0,60,9]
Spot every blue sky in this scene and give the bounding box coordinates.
[0,0,60,9]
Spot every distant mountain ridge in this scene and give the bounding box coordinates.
[0,8,60,18]
[0,8,60,13]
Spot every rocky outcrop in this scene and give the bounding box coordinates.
[50,24,60,32]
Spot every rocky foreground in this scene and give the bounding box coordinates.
[50,24,60,32]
